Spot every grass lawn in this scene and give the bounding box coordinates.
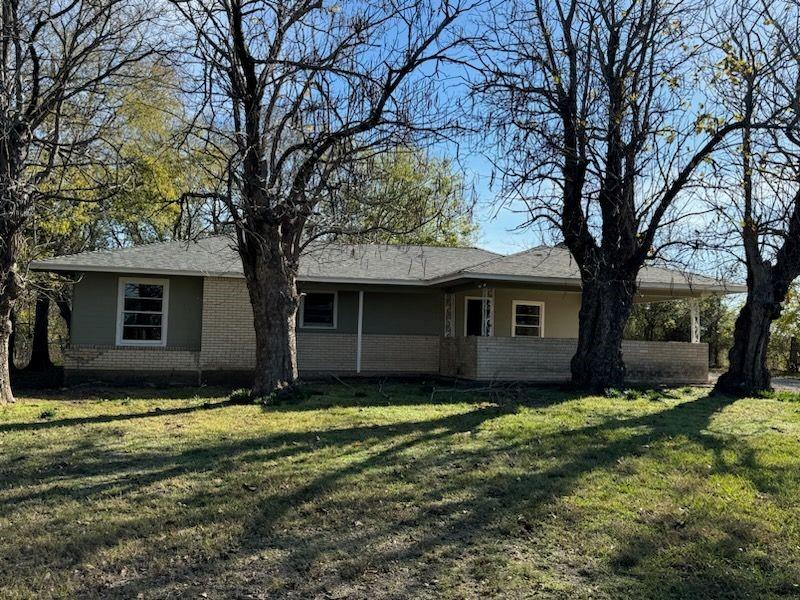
[1,383,800,599]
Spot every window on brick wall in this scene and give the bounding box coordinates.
[512,301,544,337]
[300,292,337,328]
[116,278,169,346]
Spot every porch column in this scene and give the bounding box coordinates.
[443,292,455,338]
[689,298,700,344]
[356,290,364,373]
[481,287,494,337]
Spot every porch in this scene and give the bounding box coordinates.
[437,285,708,384]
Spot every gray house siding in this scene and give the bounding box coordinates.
[362,291,443,336]
[298,283,443,336]
[71,272,203,349]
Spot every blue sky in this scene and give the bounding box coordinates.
[458,150,548,255]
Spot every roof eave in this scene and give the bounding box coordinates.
[29,262,242,279]
[30,261,433,286]
[31,260,748,294]
[428,271,746,294]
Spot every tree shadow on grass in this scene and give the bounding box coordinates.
[4,390,794,599]
[224,393,798,600]
[100,394,760,598]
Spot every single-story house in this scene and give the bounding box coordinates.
[31,236,745,385]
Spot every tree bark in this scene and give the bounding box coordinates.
[571,275,637,389]
[0,248,22,405]
[0,306,12,404]
[27,292,52,370]
[56,294,72,336]
[8,309,16,374]
[239,231,300,398]
[715,276,783,395]
[708,343,720,370]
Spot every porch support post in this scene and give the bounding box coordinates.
[356,290,364,373]
[443,292,455,338]
[689,298,700,344]
[481,287,494,337]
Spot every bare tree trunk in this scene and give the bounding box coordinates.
[8,308,16,374]
[239,232,300,398]
[715,277,782,395]
[0,247,22,405]
[708,343,719,370]
[56,297,72,335]
[571,276,637,389]
[27,292,52,370]
[0,306,12,404]
[789,336,799,374]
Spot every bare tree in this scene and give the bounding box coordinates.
[0,0,156,403]
[172,0,477,397]
[706,1,800,395]
[474,0,764,389]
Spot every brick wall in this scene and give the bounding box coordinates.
[298,333,357,373]
[63,345,201,384]
[623,340,709,384]
[361,335,440,374]
[474,337,576,382]
[440,337,477,379]
[64,345,200,371]
[451,337,708,384]
[200,277,257,370]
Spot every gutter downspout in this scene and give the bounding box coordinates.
[356,290,364,374]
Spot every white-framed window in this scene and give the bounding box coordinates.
[116,277,169,346]
[512,300,544,337]
[300,291,337,329]
[464,296,493,336]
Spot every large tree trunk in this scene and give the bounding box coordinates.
[571,276,637,389]
[715,278,782,396]
[27,292,52,370]
[239,232,300,398]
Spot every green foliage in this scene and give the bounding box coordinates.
[768,286,800,373]
[33,62,224,253]
[337,147,477,247]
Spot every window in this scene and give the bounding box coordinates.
[512,301,543,337]
[300,292,337,328]
[116,278,169,346]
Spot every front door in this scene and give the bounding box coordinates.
[465,298,492,336]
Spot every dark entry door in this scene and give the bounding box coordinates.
[466,298,485,336]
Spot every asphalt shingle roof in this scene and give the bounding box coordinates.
[30,235,501,283]
[30,235,745,293]
[458,246,732,290]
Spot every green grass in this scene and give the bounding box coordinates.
[2,383,800,599]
